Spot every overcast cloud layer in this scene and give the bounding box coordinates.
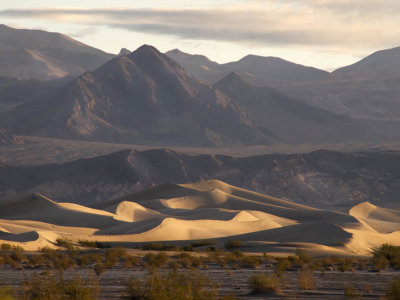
[1,0,399,52]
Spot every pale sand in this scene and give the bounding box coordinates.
[0,180,399,255]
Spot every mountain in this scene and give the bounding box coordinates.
[0,75,74,113]
[1,148,400,209]
[166,48,329,86]
[0,25,114,80]
[118,48,131,56]
[214,72,368,144]
[333,46,400,80]
[279,46,400,121]
[0,45,271,146]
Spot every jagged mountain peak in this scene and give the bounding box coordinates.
[216,71,249,86]
[118,48,131,56]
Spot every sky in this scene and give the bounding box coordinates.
[0,0,399,71]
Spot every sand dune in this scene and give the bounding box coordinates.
[0,180,399,255]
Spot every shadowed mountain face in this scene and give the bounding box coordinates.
[0,75,74,113]
[0,25,114,80]
[1,148,399,209]
[0,45,271,146]
[166,49,329,87]
[214,73,370,144]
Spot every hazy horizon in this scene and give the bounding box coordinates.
[1,0,399,71]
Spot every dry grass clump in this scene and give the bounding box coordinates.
[0,286,16,300]
[344,283,361,299]
[387,277,400,300]
[140,243,180,251]
[224,239,243,250]
[126,269,219,300]
[104,247,127,268]
[275,257,291,276]
[145,252,169,269]
[248,273,281,295]
[373,244,400,270]
[21,273,99,300]
[297,269,315,290]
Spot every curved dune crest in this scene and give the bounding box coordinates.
[349,202,400,233]
[1,181,400,255]
[114,201,164,222]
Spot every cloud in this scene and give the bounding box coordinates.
[0,5,399,52]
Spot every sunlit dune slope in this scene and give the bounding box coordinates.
[0,180,399,255]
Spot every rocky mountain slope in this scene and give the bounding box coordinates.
[0,25,114,80]
[1,148,399,209]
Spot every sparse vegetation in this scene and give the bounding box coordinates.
[126,269,219,300]
[344,283,361,299]
[224,239,243,250]
[0,286,16,300]
[249,273,281,295]
[373,244,400,269]
[387,277,400,300]
[297,269,316,290]
[21,273,99,300]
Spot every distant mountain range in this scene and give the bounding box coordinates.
[2,44,384,146]
[166,48,329,87]
[167,47,400,121]
[1,26,400,146]
[1,148,399,209]
[0,25,114,80]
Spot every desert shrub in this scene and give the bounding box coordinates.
[206,251,226,267]
[0,286,16,300]
[295,248,312,266]
[173,252,201,269]
[191,240,217,248]
[123,255,140,268]
[182,245,193,252]
[56,237,75,250]
[240,255,261,268]
[249,273,280,295]
[78,240,111,249]
[93,263,105,276]
[12,245,24,251]
[297,269,316,290]
[0,244,12,251]
[357,258,369,270]
[344,284,361,299]
[1,253,18,268]
[28,254,46,268]
[126,269,218,300]
[104,248,127,268]
[206,246,216,252]
[224,239,243,250]
[21,273,99,300]
[338,258,354,272]
[224,251,244,265]
[145,252,169,269]
[275,257,291,276]
[10,250,26,262]
[141,243,179,251]
[374,244,400,269]
[387,277,400,300]
[372,255,389,272]
[78,240,97,248]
